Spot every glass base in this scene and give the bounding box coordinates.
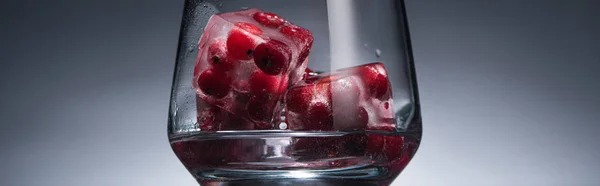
[199,179,386,186]
[193,166,399,186]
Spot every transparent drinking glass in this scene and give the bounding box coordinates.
[168,0,422,185]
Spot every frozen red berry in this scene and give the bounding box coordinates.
[253,39,291,75]
[355,64,390,100]
[253,11,286,28]
[304,102,334,130]
[227,26,260,60]
[370,75,390,99]
[280,25,312,45]
[206,39,234,70]
[234,22,263,35]
[285,81,336,131]
[197,69,232,99]
[249,71,281,94]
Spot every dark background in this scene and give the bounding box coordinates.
[1,0,599,185]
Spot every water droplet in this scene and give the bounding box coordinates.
[240,7,249,10]
[363,44,369,48]
[375,49,382,58]
[203,5,208,8]
[188,45,198,54]
[218,3,224,7]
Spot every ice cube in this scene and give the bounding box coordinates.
[284,63,396,131]
[192,9,313,128]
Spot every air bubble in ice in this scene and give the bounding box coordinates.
[279,122,288,130]
[375,49,382,58]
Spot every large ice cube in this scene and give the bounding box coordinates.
[284,63,396,131]
[192,9,313,128]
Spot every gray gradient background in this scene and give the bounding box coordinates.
[1,0,599,185]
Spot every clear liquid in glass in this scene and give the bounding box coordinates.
[170,130,419,185]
